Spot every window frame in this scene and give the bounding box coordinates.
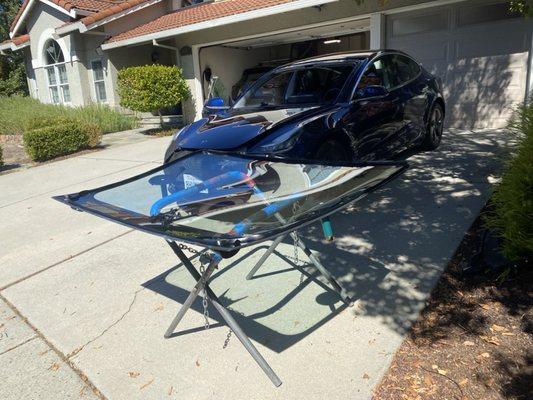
[391,54,422,87]
[351,52,422,101]
[43,40,71,105]
[90,58,108,103]
[45,61,71,105]
[232,62,358,110]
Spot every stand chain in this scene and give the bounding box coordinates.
[199,262,210,330]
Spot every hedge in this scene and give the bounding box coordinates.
[23,117,102,161]
[485,101,533,260]
[26,116,102,148]
[117,65,190,114]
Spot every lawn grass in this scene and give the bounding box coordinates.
[0,96,138,135]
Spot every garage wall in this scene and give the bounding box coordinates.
[199,46,273,103]
[386,0,533,129]
[316,32,369,54]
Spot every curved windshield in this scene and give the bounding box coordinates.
[233,64,355,109]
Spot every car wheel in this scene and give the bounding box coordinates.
[422,103,444,150]
[315,140,350,162]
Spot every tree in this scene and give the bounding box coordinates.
[510,0,533,17]
[0,0,27,96]
[117,65,190,126]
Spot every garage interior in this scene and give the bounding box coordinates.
[198,18,370,105]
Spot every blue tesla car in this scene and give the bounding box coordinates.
[164,50,445,164]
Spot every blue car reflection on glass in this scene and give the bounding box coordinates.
[165,50,445,164]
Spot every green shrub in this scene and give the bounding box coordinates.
[84,122,103,147]
[0,144,3,167]
[25,116,102,147]
[0,96,137,136]
[23,122,90,161]
[485,101,533,260]
[25,116,71,131]
[117,65,190,114]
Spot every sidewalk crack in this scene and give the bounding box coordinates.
[0,336,37,357]
[67,287,144,359]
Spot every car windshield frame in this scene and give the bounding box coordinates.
[231,60,363,111]
[54,150,407,252]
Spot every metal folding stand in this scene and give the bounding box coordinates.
[245,230,353,306]
[163,240,283,387]
[157,171,352,386]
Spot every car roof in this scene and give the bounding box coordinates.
[286,49,411,66]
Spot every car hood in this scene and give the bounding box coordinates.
[175,107,322,150]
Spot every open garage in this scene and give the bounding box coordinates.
[197,18,370,105]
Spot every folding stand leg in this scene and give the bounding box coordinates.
[244,234,353,306]
[246,234,286,280]
[164,254,218,338]
[165,241,282,387]
[290,232,353,306]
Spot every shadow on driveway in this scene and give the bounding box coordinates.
[143,129,517,353]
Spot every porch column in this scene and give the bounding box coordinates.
[370,13,385,50]
[179,45,203,124]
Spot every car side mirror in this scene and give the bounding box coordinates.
[205,97,225,108]
[356,85,389,99]
[203,97,230,117]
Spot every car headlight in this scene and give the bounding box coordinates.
[251,129,300,154]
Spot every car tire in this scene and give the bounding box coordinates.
[315,139,351,162]
[422,103,444,150]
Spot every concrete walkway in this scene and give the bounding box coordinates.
[0,129,515,399]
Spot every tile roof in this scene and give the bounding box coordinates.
[0,34,30,50]
[80,0,155,26]
[107,0,294,43]
[12,34,31,46]
[10,0,138,33]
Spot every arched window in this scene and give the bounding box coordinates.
[44,40,70,104]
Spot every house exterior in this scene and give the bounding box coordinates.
[1,0,532,128]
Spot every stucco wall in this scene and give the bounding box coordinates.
[105,44,176,110]
[25,2,88,105]
[199,46,271,103]
[20,0,169,108]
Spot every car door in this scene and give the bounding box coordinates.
[393,54,427,148]
[342,55,403,161]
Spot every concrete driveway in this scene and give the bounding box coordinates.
[0,129,515,400]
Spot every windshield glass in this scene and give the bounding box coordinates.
[233,64,355,109]
[55,151,406,251]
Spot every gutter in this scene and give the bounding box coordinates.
[55,0,163,37]
[0,40,30,54]
[101,0,339,50]
[11,0,76,38]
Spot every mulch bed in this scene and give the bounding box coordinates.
[0,135,31,166]
[0,135,102,175]
[373,211,532,400]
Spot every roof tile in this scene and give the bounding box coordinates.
[107,0,294,43]
[10,0,138,33]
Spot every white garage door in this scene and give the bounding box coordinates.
[386,1,532,129]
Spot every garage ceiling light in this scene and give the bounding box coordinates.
[323,39,341,44]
